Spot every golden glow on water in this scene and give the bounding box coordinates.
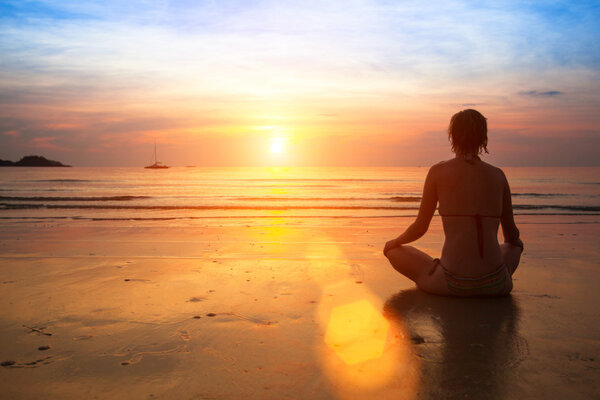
[325,299,389,365]
[266,166,288,175]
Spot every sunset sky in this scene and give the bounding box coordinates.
[1,0,599,166]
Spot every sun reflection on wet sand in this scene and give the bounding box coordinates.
[325,299,389,366]
[315,281,419,398]
[301,232,420,398]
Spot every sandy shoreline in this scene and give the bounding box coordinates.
[0,215,599,399]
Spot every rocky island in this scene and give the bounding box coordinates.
[0,155,71,167]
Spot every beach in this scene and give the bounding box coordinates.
[3,0,600,397]
[1,212,599,399]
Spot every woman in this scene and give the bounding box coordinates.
[384,109,523,296]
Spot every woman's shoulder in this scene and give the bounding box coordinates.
[427,159,457,178]
[430,159,452,169]
[430,158,506,181]
[426,160,449,179]
[480,160,506,177]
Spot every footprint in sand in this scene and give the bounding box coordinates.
[73,335,93,341]
[187,296,206,303]
[1,356,53,368]
[23,325,52,336]
[179,330,191,341]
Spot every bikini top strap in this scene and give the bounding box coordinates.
[439,213,501,218]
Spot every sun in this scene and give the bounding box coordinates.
[269,136,286,154]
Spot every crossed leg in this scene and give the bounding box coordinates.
[500,243,522,276]
[385,244,523,296]
[384,245,450,295]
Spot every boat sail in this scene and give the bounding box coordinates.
[145,142,169,169]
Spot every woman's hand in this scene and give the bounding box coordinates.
[383,238,399,257]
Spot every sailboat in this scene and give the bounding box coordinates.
[144,142,169,169]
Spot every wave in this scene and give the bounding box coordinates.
[513,205,600,212]
[1,214,599,223]
[0,203,419,211]
[220,178,410,182]
[0,195,422,203]
[0,215,416,221]
[2,202,599,212]
[227,184,339,188]
[0,195,151,201]
[0,188,71,192]
[234,194,586,202]
[512,193,567,197]
[390,196,422,202]
[233,196,421,202]
[22,179,96,183]
[233,196,369,201]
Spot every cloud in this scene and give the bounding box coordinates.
[484,128,600,166]
[1,1,599,166]
[518,90,564,97]
[31,136,71,151]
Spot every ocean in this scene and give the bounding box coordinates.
[0,167,599,222]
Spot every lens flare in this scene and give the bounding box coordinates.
[325,299,390,365]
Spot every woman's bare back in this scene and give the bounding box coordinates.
[433,157,506,276]
[383,155,522,296]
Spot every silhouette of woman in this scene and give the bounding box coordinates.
[383,109,524,296]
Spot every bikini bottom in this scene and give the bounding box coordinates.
[429,258,510,296]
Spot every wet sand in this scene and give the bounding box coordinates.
[0,216,599,399]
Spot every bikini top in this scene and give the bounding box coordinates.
[439,213,501,258]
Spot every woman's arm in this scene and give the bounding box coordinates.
[384,165,438,255]
[500,170,524,250]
